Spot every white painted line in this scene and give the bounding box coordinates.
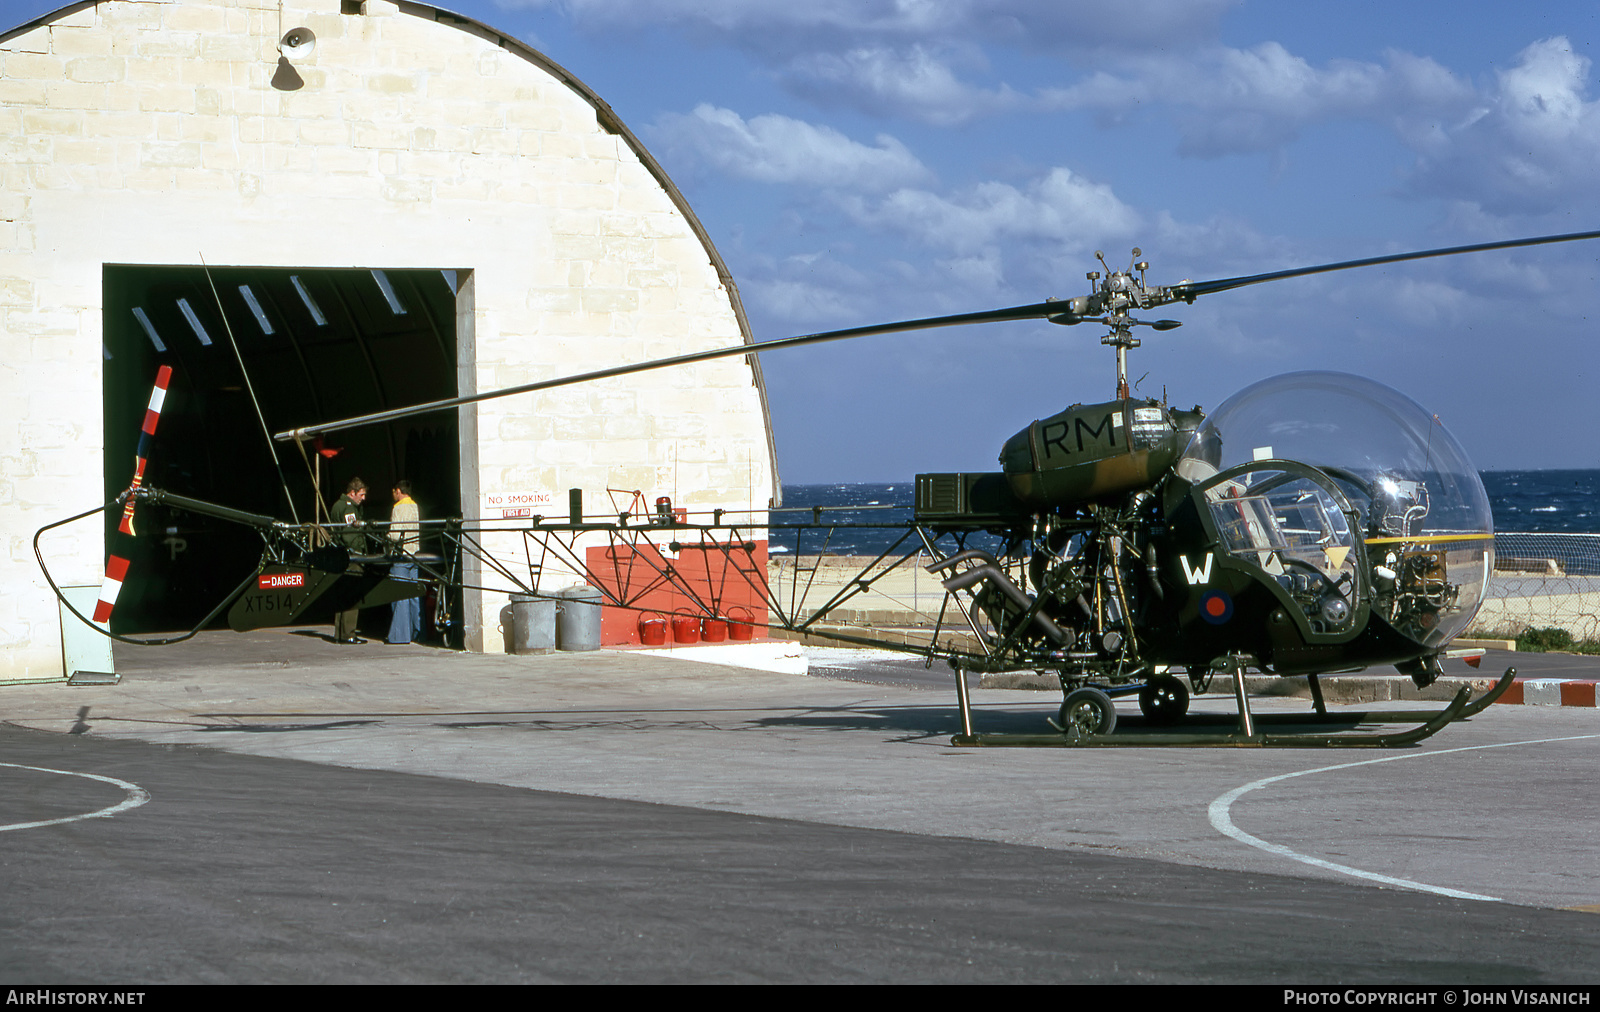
[1208,735,1600,902]
[0,763,151,833]
[611,640,809,674]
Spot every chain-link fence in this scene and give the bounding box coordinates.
[1471,532,1600,641]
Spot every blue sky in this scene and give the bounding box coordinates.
[9,0,1600,480]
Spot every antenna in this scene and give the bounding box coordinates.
[199,256,301,523]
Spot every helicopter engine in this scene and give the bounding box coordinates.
[916,479,1163,669]
[1023,523,1150,661]
[931,396,1205,666]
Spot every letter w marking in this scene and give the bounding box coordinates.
[1180,554,1214,585]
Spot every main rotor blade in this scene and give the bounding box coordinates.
[273,299,1063,442]
[276,228,1600,443]
[1171,228,1600,300]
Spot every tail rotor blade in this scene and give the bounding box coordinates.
[105,365,172,627]
[92,554,130,625]
[117,365,172,537]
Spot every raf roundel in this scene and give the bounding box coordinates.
[1199,589,1234,625]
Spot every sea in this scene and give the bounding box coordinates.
[772,469,1600,557]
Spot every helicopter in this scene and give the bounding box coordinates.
[44,229,1600,746]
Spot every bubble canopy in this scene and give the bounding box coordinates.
[1178,371,1493,648]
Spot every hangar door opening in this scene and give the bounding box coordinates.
[102,266,466,634]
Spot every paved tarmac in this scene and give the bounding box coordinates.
[1,631,1597,984]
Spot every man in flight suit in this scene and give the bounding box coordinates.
[330,477,369,644]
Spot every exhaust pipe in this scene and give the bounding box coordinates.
[939,563,1068,644]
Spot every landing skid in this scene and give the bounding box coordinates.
[948,667,1515,749]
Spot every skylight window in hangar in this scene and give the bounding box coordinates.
[238,285,275,336]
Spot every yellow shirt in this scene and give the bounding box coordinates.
[388,496,419,551]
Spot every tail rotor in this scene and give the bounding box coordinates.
[97,365,172,627]
[115,364,171,537]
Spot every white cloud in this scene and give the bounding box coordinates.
[782,44,1020,126]
[843,167,1142,256]
[498,0,966,36]
[1031,33,1600,214]
[500,0,1239,128]
[716,167,1150,326]
[744,276,867,324]
[931,249,1007,294]
[1044,43,1473,156]
[1354,277,1473,330]
[1400,37,1600,215]
[650,105,932,190]
[717,154,1285,323]
[498,0,1237,52]
[644,108,1114,321]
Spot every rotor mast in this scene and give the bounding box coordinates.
[1100,249,1145,400]
[1047,247,1183,400]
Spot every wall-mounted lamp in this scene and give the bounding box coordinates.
[271,27,316,90]
[278,27,317,62]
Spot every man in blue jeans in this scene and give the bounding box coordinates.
[386,480,423,645]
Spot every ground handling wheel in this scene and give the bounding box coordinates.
[1138,677,1190,725]
[1059,687,1117,737]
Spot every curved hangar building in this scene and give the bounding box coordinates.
[1,0,778,679]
